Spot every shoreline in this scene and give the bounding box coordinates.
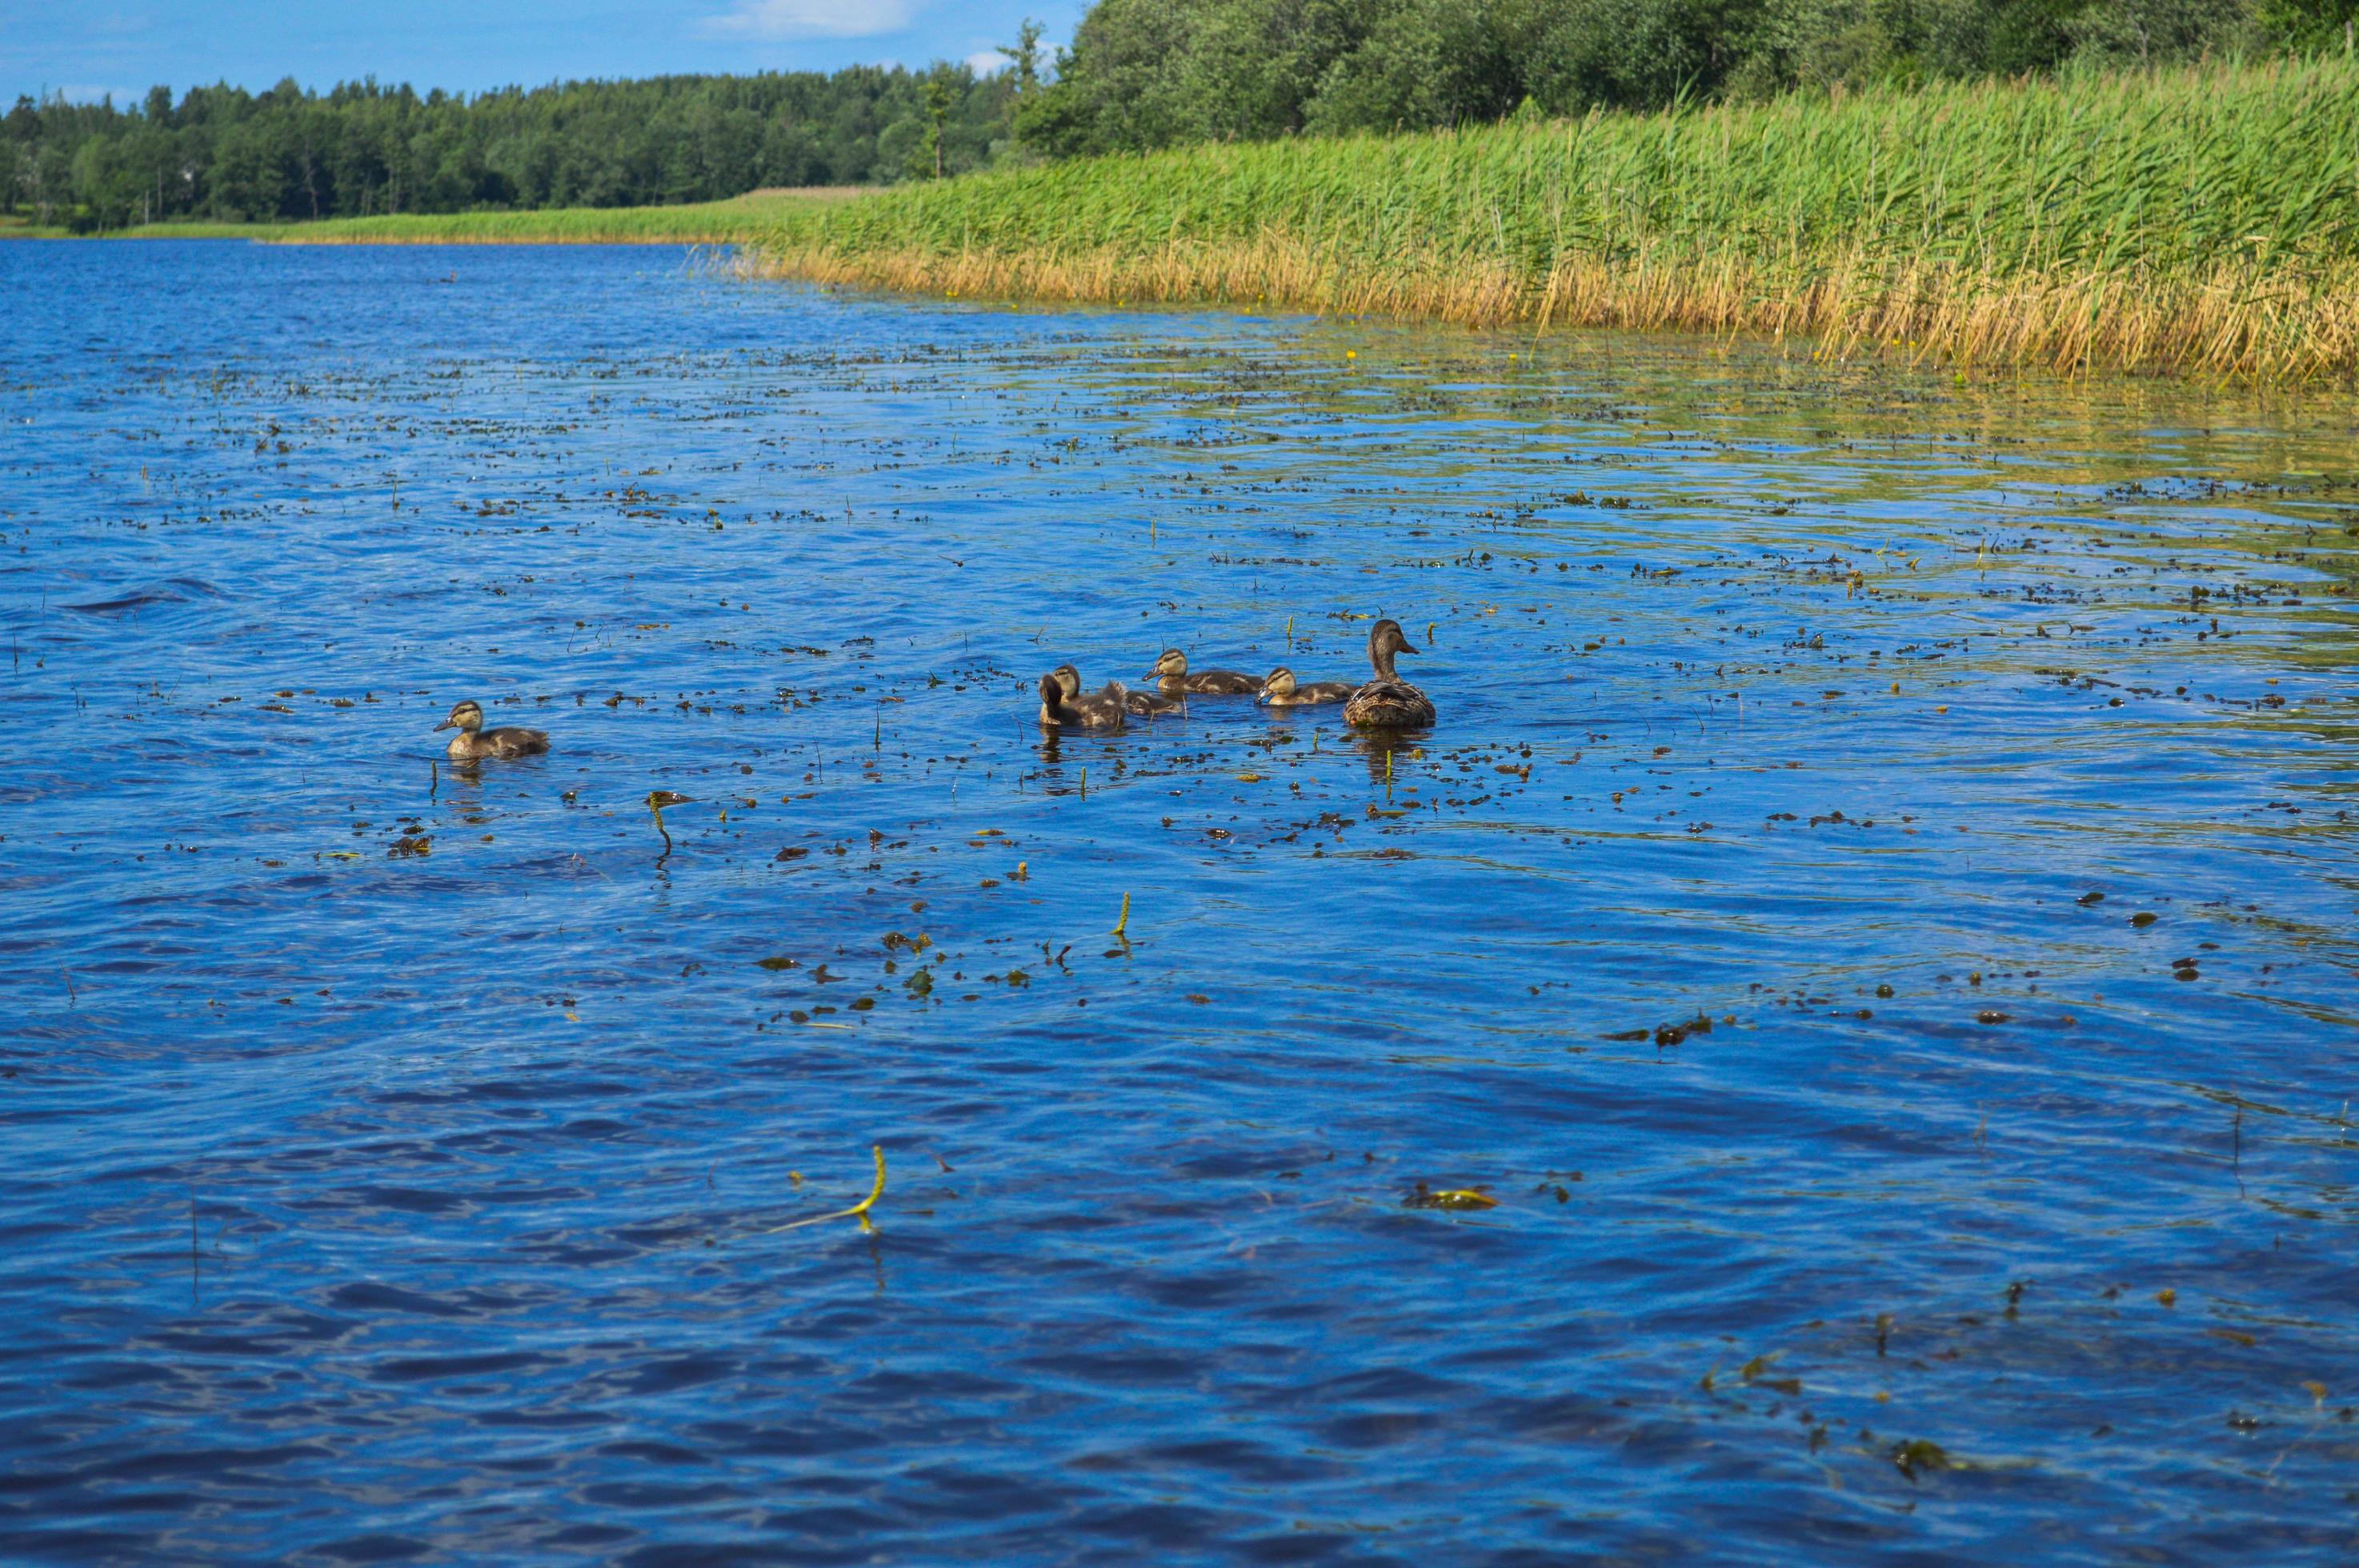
[0,188,857,247]
[744,236,2359,385]
[13,60,2356,386]
[744,58,2359,386]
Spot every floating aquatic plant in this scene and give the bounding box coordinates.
[768,1145,887,1234]
[647,790,691,856]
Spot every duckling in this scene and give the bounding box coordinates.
[1342,618,1436,730]
[435,698,550,760]
[1145,648,1259,695]
[1056,662,1181,718]
[1258,666,1355,706]
[1038,672,1126,731]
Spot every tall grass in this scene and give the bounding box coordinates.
[747,58,2359,382]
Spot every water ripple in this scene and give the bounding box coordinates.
[1,238,2355,1563]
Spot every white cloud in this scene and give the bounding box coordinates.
[964,50,1009,75]
[702,0,919,40]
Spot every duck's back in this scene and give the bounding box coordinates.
[481,726,551,758]
[1185,669,1260,695]
[1344,679,1435,730]
[1046,682,1127,730]
[1079,682,1132,724]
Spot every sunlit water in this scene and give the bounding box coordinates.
[4,240,2357,1565]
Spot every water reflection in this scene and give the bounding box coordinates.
[1344,729,1426,786]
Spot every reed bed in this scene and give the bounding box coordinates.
[747,58,2359,382]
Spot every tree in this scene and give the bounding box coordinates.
[1001,18,1048,94]
[2255,0,2359,47]
[919,73,954,178]
[0,66,1023,224]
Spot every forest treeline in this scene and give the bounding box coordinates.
[3,62,1033,232]
[1021,0,2359,154]
[8,0,2355,230]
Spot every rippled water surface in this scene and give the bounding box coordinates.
[5,240,2359,1565]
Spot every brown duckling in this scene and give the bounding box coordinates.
[435,698,550,760]
[1258,666,1356,706]
[1145,648,1258,695]
[1038,672,1126,731]
[1056,662,1181,719]
[1342,619,1436,730]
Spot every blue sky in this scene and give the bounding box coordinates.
[3,0,1090,105]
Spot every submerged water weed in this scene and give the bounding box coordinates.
[1406,1182,1498,1211]
[1890,1438,1953,1480]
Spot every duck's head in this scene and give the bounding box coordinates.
[1369,619,1419,661]
[1146,648,1188,681]
[1051,663,1083,699]
[435,698,484,734]
[1260,666,1297,702]
[1037,673,1065,707]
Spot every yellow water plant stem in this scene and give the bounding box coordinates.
[767,1145,888,1234]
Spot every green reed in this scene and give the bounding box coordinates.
[750,57,2359,382]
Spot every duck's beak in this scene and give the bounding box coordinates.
[433,718,456,730]
[1396,637,1420,654]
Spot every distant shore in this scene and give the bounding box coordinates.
[743,58,2359,385]
[0,188,859,246]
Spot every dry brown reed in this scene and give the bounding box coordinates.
[755,234,2359,380]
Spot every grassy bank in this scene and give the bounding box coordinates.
[1,188,859,245]
[266,188,859,244]
[747,58,2359,382]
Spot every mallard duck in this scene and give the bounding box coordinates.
[1343,619,1436,730]
[435,698,550,760]
[1145,648,1259,695]
[1258,666,1355,706]
[1038,672,1126,731]
[1056,662,1181,718]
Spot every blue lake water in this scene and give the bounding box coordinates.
[3,238,2357,1564]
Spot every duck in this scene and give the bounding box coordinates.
[1342,619,1436,730]
[1258,666,1355,706]
[1038,672,1126,731]
[1056,662,1181,719]
[435,698,550,760]
[1145,648,1259,695]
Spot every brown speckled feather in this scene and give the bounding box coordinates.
[1343,679,1435,729]
[1038,674,1126,731]
[1259,667,1354,706]
[462,726,551,759]
[1342,618,1436,730]
[436,698,550,760]
[1147,648,1257,696]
